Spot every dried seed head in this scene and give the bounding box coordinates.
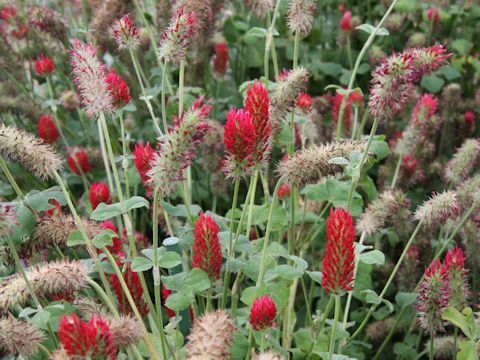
[0,123,62,179]
[90,0,131,43]
[73,296,109,320]
[108,316,142,348]
[244,0,273,18]
[148,98,212,195]
[0,260,90,312]
[456,173,480,208]
[22,215,102,258]
[445,139,480,185]
[185,310,236,360]
[174,0,212,36]
[70,38,113,118]
[287,0,317,36]
[357,190,401,235]
[423,336,454,360]
[0,316,45,356]
[414,191,460,228]
[277,140,366,186]
[269,67,310,134]
[366,317,396,343]
[28,6,69,44]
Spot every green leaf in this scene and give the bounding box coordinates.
[451,39,472,56]
[160,201,202,218]
[67,230,85,246]
[315,62,343,77]
[356,23,390,36]
[23,187,66,212]
[442,307,474,339]
[124,196,149,212]
[165,289,194,311]
[420,74,445,93]
[395,292,417,308]
[158,251,182,269]
[435,65,461,80]
[359,250,385,265]
[90,202,123,220]
[328,157,350,166]
[131,257,154,272]
[307,271,323,284]
[273,264,304,280]
[362,290,382,305]
[457,340,478,360]
[92,229,117,249]
[240,286,264,306]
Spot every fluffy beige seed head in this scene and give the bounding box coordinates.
[269,67,310,134]
[414,191,460,228]
[185,310,236,360]
[445,139,480,185]
[0,316,45,356]
[277,140,367,186]
[73,296,109,320]
[108,316,142,348]
[23,214,102,257]
[287,0,317,36]
[0,261,90,312]
[0,124,62,179]
[244,0,273,18]
[357,190,399,235]
[456,173,480,208]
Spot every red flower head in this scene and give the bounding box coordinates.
[112,13,140,50]
[162,285,176,318]
[245,80,271,164]
[192,213,222,280]
[249,295,277,330]
[223,108,256,176]
[100,220,123,255]
[332,90,362,130]
[296,92,313,113]
[444,247,470,310]
[90,182,112,210]
[277,184,291,199]
[401,154,417,178]
[58,314,116,359]
[340,11,353,32]
[106,70,131,108]
[426,7,440,24]
[321,208,356,294]
[37,114,58,144]
[412,94,438,131]
[110,258,149,317]
[213,42,229,77]
[67,147,91,175]
[339,3,346,14]
[1,6,16,22]
[133,142,155,185]
[464,111,475,126]
[416,260,450,334]
[34,54,55,76]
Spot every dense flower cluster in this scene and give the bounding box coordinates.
[158,7,196,64]
[37,114,58,144]
[58,314,116,359]
[148,97,212,194]
[369,45,450,120]
[213,43,228,77]
[90,182,111,210]
[444,247,470,310]
[112,14,140,50]
[70,38,113,118]
[105,70,131,108]
[34,54,55,76]
[321,208,356,294]
[249,295,277,330]
[67,147,91,175]
[192,213,222,280]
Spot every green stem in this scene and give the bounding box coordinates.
[390,155,403,189]
[335,0,399,139]
[178,60,186,116]
[293,31,300,69]
[355,109,369,140]
[264,0,281,90]
[328,295,341,360]
[119,113,131,199]
[306,296,335,360]
[349,219,424,342]
[372,306,406,360]
[97,119,115,196]
[256,179,283,286]
[51,169,116,306]
[453,327,458,359]
[429,335,434,360]
[87,278,119,316]
[346,116,380,210]
[161,59,169,133]
[129,49,162,136]
[245,171,259,239]
[152,187,169,360]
